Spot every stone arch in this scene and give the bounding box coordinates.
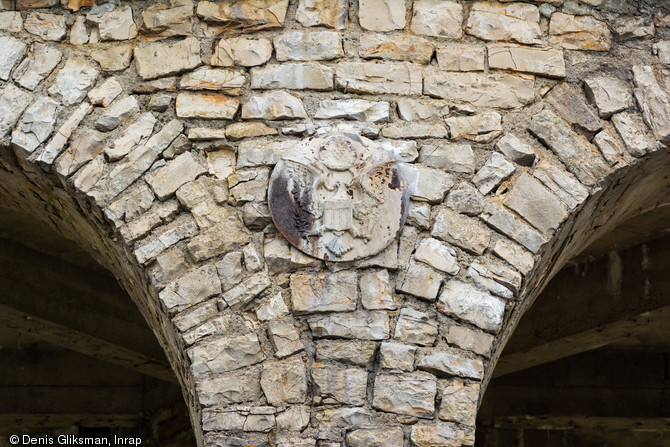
[1,1,669,446]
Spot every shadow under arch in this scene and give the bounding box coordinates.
[0,143,201,444]
[478,144,670,444]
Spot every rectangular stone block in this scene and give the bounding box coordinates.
[335,62,423,95]
[290,271,357,314]
[372,373,436,418]
[309,311,390,340]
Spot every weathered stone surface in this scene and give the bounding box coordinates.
[12,43,60,90]
[316,340,376,367]
[268,318,304,358]
[141,0,193,40]
[410,0,462,38]
[222,272,271,309]
[0,85,32,139]
[189,332,263,376]
[146,152,207,200]
[394,307,438,346]
[226,122,277,140]
[495,133,536,166]
[488,44,565,78]
[260,357,307,405]
[414,238,459,275]
[256,292,288,322]
[55,133,104,177]
[202,409,246,431]
[359,0,405,31]
[382,122,449,139]
[401,164,454,203]
[472,152,515,195]
[347,427,403,447]
[133,215,198,264]
[467,259,520,299]
[244,413,276,432]
[296,0,347,29]
[215,251,244,290]
[48,58,99,106]
[290,271,357,314]
[419,143,475,173]
[242,91,307,120]
[360,34,434,65]
[533,158,588,211]
[36,101,91,166]
[632,65,670,144]
[88,77,123,108]
[24,12,66,41]
[446,183,484,216]
[11,96,58,156]
[424,72,534,109]
[611,111,657,158]
[379,342,416,371]
[0,36,28,81]
[436,46,485,72]
[86,6,137,41]
[372,373,436,417]
[69,15,89,45]
[315,99,389,122]
[655,40,670,65]
[335,62,423,95]
[176,92,239,119]
[187,216,251,261]
[196,0,288,33]
[197,368,262,406]
[103,112,155,162]
[549,12,611,51]
[312,407,373,429]
[134,37,201,80]
[90,45,133,72]
[148,93,172,112]
[360,269,396,310]
[546,82,603,139]
[417,348,484,380]
[613,15,654,41]
[397,99,449,121]
[439,380,478,426]
[0,11,22,32]
[492,238,534,275]
[410,422,472,447]
[438,280,505,333]
[274,31,343,61]
[446,325,494,357]
[593,123,632,167]
[408,201,430,229]
[96,96,140,132]
[251,62,333,90]
[311,364,367,405]
[211,37,273,67]
[584,76,633,118]
[158,264,221,310]
[229,168,269,205]
[179,67,246,95]
[528,108,609,186]
[446,111,502,143]
[397,259,445,301]
[276,406,310,431]
[482,201,546,253]
[309,311,390,340]
[466,2,541,44]
[432,207,491,255]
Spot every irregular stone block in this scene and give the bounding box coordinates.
[315,99,389,122]
[316,340,377,367]
[482,202,546,253]
[533,159,588,211]
[222,272,272,309]
[96,96,140,132]
[188,333,264,376]
[438,280,505,333]
[611,111,657,158]
[211,37,273,67]
[417,348,484,380]
[394,307,438,347]
[495,133,536,166]
[90,45,133,72]
[432,207,491,255]
[410,0,463,38]
[311,364,368,405]
[372,373,436,417]
[268,318,304,358]
[309,311,390,340]
[436,45,485,71]
[187,216,252,261]
[12,42,60,90]
[359,0,405,31]
[549,12,611,51]
[24,12,66,41]
[55,133,104,177]
[134,37,201,80]
[88,77,123,107]
[242,91,307,120]
[260,357,308,405]
[414,238,459,275]
[360,269,396,310]
[196,0,288,33]
[251,62,333,90]
[141,0,193,40]
[472,152,515,195]
[360,34,434,65]
[584,76,633,118]
[632,64,670,144]
[197,367,262,406]
[446,183,484,216]
[418,143,475,173]
[296,0,348,29]
[379,342,416,371]
[445,111,502,143]
[347,427,403,447]
[492,238,534,275]
[336,62,422,95]
[11,96,59,157]
[446,325,494,357]
[401,164,454,203]
[274,30,343,61]
[488,44,565,78]
[290,271,357,314]
[466,2,541,44]
[0,11,22,32]
[546,82,603,139]
[382,121,449,139]
[175,92,239,119]
[179,67,246,95]
[312,407,373,429]
[410,422,472,447]
[158,264,221,310]
[86,6,137,41]
[146,152,207,200]
[397,98,449,121]
[397,259,445,301]
[48,58,99,106]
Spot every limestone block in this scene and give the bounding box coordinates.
[24,12,66,41]
[104,112,155,161]
[312,407,373,429]
[290,271,357,314]
[196,0,288,33]
[632,64,670,144]
[189,333,264,376]
[438,280,505,333]
[11,96,59,156]
[311,364,368,405]
[419,143,475,173]
[222,272,272,309]
[276,405,310,431]
[372,373,436,417]
[482,202,546,253]
[260,357,308,405]
[495,133,536,166]
[432,207,491,255]
[96,96,140,132]
[381,121,449,139]
[379,342,416,371]
[611,111,657,158]
[360,269,396,310]
[274,31,343,61]
[446,325,494,357]
[158,264,221,310]
[394,307,438,346]
[176,92,239,119]
[401,164,454,203]
[86,6,137,41]
[445,111,502,143]
[179,67,246,95]
[187,216,252,261]
[296,0,348,29]
[197,367,262,406]
[315,99,389,122]
[488,44,566,78]
[466,2,541,44]
[211,37,273,67]
[70,16,89,45]
[346,427,403,447]
[410,422,472,447]
[0,37,26,82]
[593,123,632,167]
[146,152,207,200]
[584,76,632,119]
[359,0,405,32]
[360,34,434,65]
[417,348,484,380]
[533,159,588,211]
[90,45,133,72]
[414,238,459,275]
[0,11,22,32]
[268,318,304,358]
[13,43,61,90]
[88,77,123,107]
[446,183,484,216]
[226,122,277,140]
[549,12,611,51]
[436,46,485,72]
[316,340,377,367]
[467,260,520,299]
[396,98,449,121]
[55,133,104,178]
[309,311,390,340]
[546,82,603,139]
[379,139,418,163]
[251,62,333,90]
[141,0,194,40]
[472,152,515,195]
[335,62,423,95]
[410,0,463,38]
[49,58,99,106]
[134,37,201,80]
[397,259,445,301]
[424,72,534,109]
[242,91,307,120]
[492,238,534,275]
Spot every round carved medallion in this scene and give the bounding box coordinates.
[268,133,409,262]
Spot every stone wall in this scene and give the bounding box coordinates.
[1,0,669,446]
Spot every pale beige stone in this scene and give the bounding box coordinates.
[241,91,307,120]
[445,111,503,143]
[290,271,357,314]
[141,0,193,40]
[226,122,277,140]
[196,0,288,32]
[251,62,333,90]
[176,93,239,119]
[488,44,566,78]
[48,58,99,106]
[179,67,246,95]
[274,31,343,61]
[436,46,485,72]
[336,62,422,95]
[24,12,66,41]
[359,0,405,32]
[146,152,207,200]
[466,2,541,45]
[0,11,23,32]
[549,12,611,51]
[86,6,137,41]
[90,45,133,72]
[296,0,348,29]
[372,373,437,417]
[360,34,434,65]
[134,37,201,80]
[211,37,273,67]
[12,43,61,91]
[411,0,463,38]
[311,364,367,405]
[360,270,396,310]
